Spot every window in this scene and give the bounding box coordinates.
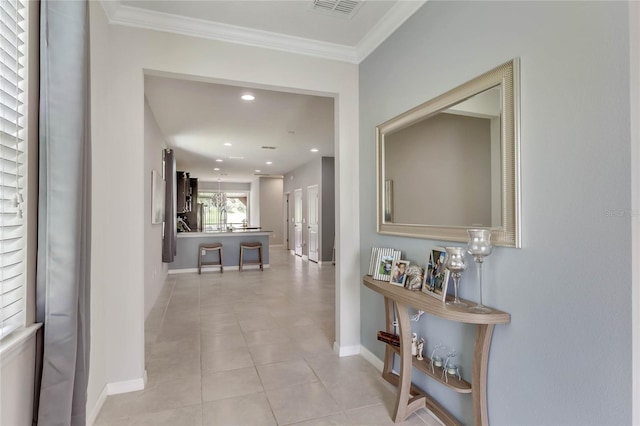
[199,191,249,231]
[0,0,27,339]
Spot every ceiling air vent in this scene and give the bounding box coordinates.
[261,146,277,150]
[311,0,363,18]
[254,173,284,178]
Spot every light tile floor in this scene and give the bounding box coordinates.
[95,249,439,426]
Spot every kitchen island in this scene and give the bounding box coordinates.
[169,230,272,272]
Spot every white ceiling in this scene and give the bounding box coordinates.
[145,75,335,182]
[114,0,426,183]
[121,0,396,46]
[102,0,426,63]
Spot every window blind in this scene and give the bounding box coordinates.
[0,0,26,340]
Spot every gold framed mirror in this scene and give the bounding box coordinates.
[376,59,521,247]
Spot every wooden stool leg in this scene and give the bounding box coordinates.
[198,248,202,275]
[239,247,244,272]
[259,246,263,271]
[219,248,224,273]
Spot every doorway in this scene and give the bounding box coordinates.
[141,68,360,376]
[294,188,303,257]
[284,192,291,251]
[308,185,319,263]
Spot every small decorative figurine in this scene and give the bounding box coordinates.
[417,338,425,360]
[441,348,458,383]
[405,265,424,290]
[430,344,445,373]
[411,333,418,356]
[446,363,462,380]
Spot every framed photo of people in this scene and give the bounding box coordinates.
[421,247,451,301]
[389,259,410,287]
[373,248,401,281]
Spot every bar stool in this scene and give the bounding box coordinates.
[239,242,263,272]
[198,243,223,274]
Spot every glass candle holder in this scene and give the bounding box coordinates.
[444,247,467,307]
[467,229,493,313]
[433,356,443,368]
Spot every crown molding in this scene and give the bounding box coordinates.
[355,1,427,63]
[100,0,426,64]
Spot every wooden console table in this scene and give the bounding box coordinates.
[363,275,510,425]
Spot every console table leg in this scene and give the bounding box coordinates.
[472,324,495,426]
[392,301,414,423]
[382,297,396,382]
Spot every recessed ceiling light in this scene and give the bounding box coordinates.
[255,169,261,173]
[213,167,220,171]
[311,148,319,152]
[265,161,272,165]
[216,159,223,162]
[224,142,232,146]
[241,94,255,101]
[229,156,245,160]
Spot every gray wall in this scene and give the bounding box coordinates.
[249,178,260,227]
[321,157,335,261]
[143,98,169,318]
[259,177,284,245]
[284,156,335,261]
[360,2,631,425]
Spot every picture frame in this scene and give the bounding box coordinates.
[368,247,382,276]
[421,247,451,301]
[389,259,410,287]
[374,248,401,281]
[151,170,165,225]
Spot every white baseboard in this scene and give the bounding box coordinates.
[333,342,361,357]
[168,264,270,274]
[359,345,385,372]
[168,268,202,274]
[87,385,108,426]
[87,372,146,425]
[106,374,146,395]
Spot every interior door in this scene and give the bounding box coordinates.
[285,193,291,251]
[308,185,319,263]
[294,188,302,256]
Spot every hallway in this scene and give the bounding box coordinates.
[94,249,436,425]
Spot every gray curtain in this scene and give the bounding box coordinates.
[35,1,91,425]
[163,149,177,262]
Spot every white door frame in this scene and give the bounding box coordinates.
[630,2,640,423]
[307,184,319,263]
[294,188,303,257]
[284,192,291,251]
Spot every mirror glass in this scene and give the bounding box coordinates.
[377,59,520,247]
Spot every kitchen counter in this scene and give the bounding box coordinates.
[170,231,272,272]
[177,230,272,238]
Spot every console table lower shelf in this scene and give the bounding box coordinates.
[363,275,510,426]
[381,343,471,426]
